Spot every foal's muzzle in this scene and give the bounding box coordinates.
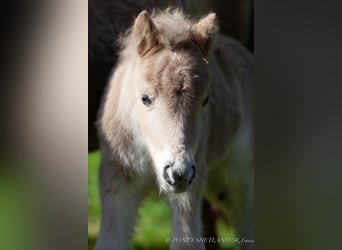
[163,163,196,193]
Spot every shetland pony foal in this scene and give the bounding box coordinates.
[95,8,253,250]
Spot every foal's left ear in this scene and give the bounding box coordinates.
[133,10,158,57]
[191,13,218,57]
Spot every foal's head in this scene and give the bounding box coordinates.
[131,9,217,193]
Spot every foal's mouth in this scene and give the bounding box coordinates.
[163,182,189,194]
[162,164,196,194]
[168,181,191,194]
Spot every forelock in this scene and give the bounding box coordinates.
[150,8,194,49]
[144,50,197,94]
[141,50,209,120]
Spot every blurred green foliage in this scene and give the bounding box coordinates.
[0,168,35,250]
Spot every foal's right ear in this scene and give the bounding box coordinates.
[133,10,158,57]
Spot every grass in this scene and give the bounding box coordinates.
[88,151,237,250]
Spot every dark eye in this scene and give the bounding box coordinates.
[202,94,209,106]
[141,95,152,106]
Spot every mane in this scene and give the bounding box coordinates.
[117,8,197,59]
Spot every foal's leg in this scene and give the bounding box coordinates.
[169,164,206,250]
[94,158,146,250]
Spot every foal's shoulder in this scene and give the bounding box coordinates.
[212,35,253,60]
[210,34,253,73]
[209,34,254,122]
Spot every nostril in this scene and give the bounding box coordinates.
[163,165,173,185]
[189,165,196,184]
[191,165,196,177]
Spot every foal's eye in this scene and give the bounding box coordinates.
[141,95,152,106]
[202,94,209,106]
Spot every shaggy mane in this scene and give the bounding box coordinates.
[117,8,198,58]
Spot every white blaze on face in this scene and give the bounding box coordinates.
[138,96,197,193]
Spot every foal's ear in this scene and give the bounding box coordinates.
[191,13,218,56]
[133,10,158,57]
